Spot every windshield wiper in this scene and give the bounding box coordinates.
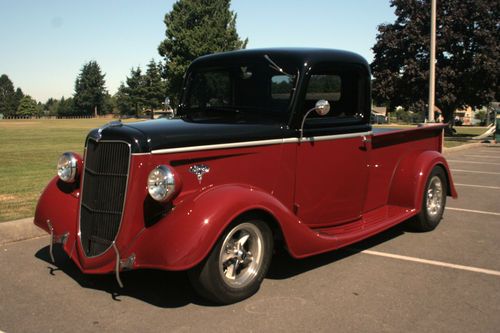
[264,54,294,77]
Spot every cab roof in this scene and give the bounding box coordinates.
[190,47,369,70]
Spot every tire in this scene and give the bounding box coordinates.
[410,166,447,232]
[188,219,273,304]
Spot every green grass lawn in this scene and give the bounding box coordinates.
[453,126,488,136]
[0,118,140,222]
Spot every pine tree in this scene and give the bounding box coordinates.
[56,97,75,117]
[371,0,500,125]
[115,83,135,115]
[144,59,167,117]
[73,61,107,116]
[0,74,16,117]
[158,0,247,105]
[44,98,59,116]
[125,67,147,116]
[17,95,41,117]
[13,88,24,114]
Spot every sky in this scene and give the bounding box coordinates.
[0,0,396,102]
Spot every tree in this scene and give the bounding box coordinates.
[56,97,75,117]
[125,67,147,116]
[371,0,500,125]
[158,0,247,105]
[102,93,115,115]
[13,88,24,113]
[115,83,135,115]
[17,95,41,117]
[73,61,107,115]
[144,59,167,117]
[44,98,59,116]
[0,74,16,116]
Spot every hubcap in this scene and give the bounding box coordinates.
[219,223,264,288]
[426,176,443,217]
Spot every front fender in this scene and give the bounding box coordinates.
[388,150,457,211]
[132,183,341,270]
[132,184,288,270]
[34,176,80,256]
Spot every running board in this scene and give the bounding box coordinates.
[313,205,416,245]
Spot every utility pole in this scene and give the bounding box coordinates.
[428,0,437,122]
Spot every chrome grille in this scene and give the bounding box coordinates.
[79,139,130,257]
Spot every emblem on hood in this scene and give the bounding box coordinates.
[96,120,122,142]
[189,164,210,184]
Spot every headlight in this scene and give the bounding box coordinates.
[147,165,177,202]
[57,152,78,183]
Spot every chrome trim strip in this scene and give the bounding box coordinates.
[299,131,373,143]
[78,138,132,258]
[151,138,286,154]
[150,131,373,154]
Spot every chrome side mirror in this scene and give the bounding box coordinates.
[314,99,330,116]
[299,100,330,141]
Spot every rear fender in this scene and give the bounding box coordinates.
[388,150,457,211]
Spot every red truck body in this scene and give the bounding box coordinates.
[34,48,456,303]
[35,124,456,272]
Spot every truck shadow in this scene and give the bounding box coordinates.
[268,223,406,279]
[35,222,408,308]
[35,246,205,308]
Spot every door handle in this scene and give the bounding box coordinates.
[361,136,371,150]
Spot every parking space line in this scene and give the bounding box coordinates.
[448,160,500,166]
[360,250,500,277]
[451,169,500,175]
[446,207,500,216]
[465,155,500,159]
[454,183,500,190]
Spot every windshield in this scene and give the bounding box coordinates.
[180,58,298,121]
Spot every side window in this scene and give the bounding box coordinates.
[304,69,365,122]
[271,75,294,100]
[306,75,341,101]
[188,71,231,108]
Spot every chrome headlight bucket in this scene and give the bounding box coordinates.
[147,165,178,202]
[57,152,78,183]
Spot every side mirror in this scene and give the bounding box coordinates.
[299,100,331,141]
[315,99,330,116]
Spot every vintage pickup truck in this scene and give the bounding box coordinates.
[35,48,457,304]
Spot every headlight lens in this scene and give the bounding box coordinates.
[147,165,176,202]
[57,152,78,183]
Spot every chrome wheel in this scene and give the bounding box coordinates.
[219,223,264,288]
[426,175,443,217]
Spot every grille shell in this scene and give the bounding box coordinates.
[79,139,131,257]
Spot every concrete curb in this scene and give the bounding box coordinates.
[0,218,46,246]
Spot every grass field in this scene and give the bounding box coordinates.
[0,119,131,222]
[0,120,492,222]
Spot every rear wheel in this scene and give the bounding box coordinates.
[188,219,273,304]
[410,166,447,232]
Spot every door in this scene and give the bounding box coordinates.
[294,132,369,227]
[293,68,370,227]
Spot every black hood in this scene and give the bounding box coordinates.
[88,118,295,154]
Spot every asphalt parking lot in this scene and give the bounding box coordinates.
[1,145,499,333]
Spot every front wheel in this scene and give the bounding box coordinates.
[188,219,273,304]
[410,166,448,232]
